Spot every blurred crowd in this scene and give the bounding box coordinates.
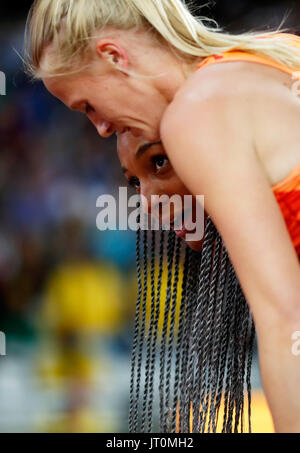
[0,18,139,432]
[0,0,299,433]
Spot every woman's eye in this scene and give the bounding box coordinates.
[152,155,169,171]
[128,177,140,190]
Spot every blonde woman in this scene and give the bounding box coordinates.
[25,0,300,432]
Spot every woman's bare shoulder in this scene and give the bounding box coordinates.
[170,59,292,113]
[161,61,256,145]
[161,60,300,182]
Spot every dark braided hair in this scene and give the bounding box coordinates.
[128,214,256,433]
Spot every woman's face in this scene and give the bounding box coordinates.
[43,68,163,141]
[117,132,205,252]
[41,31,178,142]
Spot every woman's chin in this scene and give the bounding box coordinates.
[172,227,204,252]
[185,239,204,252]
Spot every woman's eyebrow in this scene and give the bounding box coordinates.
[135,141,162,159]
[122,140,163,174]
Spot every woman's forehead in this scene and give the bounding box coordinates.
[42,72,81,107]
[117,132,144,156]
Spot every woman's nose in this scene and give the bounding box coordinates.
[140,188,165,223]
[96,120,116,138]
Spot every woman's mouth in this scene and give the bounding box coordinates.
[169,208,195,238]
[173,227,189,238]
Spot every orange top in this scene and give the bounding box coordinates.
[272,164,300,256]
[197,33,300,256]
[197,32,300,78]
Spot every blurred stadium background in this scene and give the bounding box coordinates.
[0,0,299,433]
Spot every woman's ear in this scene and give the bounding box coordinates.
[95,40,129,70]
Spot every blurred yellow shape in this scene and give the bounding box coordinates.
[176,390,274,433]
[138,257,185,339]
[43,261,125,333]
[250,390,274,433]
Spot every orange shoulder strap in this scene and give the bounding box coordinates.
[197,33,300,79]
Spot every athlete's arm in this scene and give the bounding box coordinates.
[160,82,300,433]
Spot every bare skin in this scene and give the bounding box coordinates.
[41,29,300,184]
[42,28,200,141]
[40,28,300,432]
[161,61,300,433]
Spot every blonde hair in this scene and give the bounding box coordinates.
[25,0,300,79]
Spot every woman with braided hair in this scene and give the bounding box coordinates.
[117,132,255,433]
[25,0,300,432]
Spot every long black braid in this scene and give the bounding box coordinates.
[163,236,182,432]
[128,215,255,433]
[145,229,166,432]
[140,230,157,432]
[159,230,176,431]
